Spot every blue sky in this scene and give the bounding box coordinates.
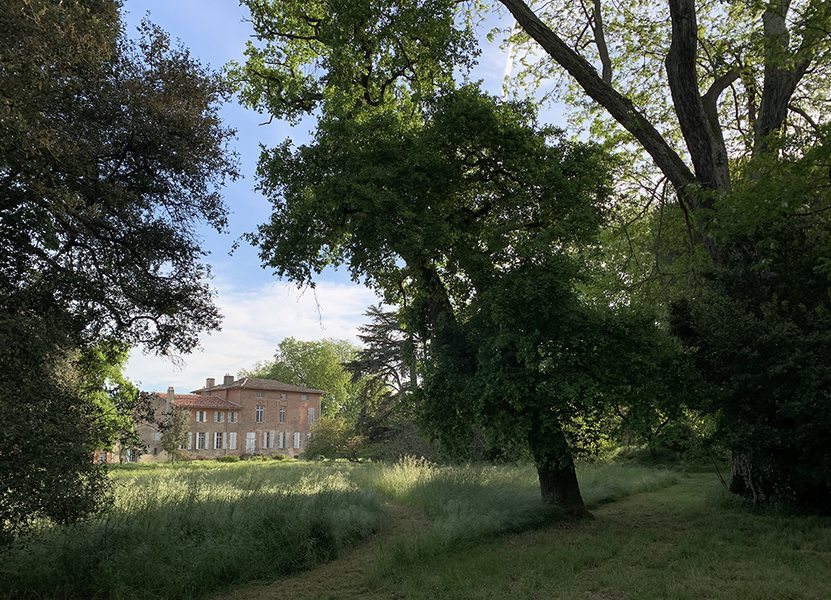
[120,1,563,393]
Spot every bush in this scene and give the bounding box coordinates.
[216,455,239,463]
[240,452,265,461]
[272,453,288,461]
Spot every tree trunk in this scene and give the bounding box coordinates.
[528,420,593,519]
[729,453,768,505]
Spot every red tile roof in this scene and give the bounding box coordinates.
[155,393,241,409]
[191,377,325,395]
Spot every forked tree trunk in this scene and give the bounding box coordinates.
[528,420,593,519]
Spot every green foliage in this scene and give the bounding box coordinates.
[670,172,831,511]
[76,341,144,452]
[240,452,266,461]
[1,1,238,355]
[0,0,237,541]
[229,0,477,122]
[305,418,368,462]
[245,84,686,515]
[160,407,190,462]
[241,337,362,417]
[0,314,111,545]
[216,455,240,463]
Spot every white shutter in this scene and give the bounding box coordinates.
[187,432,193,450]
[229,432,237,450]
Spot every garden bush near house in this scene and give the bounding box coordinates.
[216,455,239,462]
[240,452,266,461]
[0,463,386,600]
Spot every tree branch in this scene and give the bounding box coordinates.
[497,0,697,201]
[666,0,731,194]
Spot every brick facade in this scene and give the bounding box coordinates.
[137,375,323,462]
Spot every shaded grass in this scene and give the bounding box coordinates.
[367,474,831,600]
[355,458,679,576]
[1,462,386,600]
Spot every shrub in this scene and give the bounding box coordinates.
[240,452,265,461]
[216,455,239,463]
[272,453,288,461]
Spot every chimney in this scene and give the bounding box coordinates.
[166,386,174,411]
[224,374,235,386]
[206,377,215,389]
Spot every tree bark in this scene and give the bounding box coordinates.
[729,452,768,505]
[753,0,813,157]
[666,0,731,194]
[527,418,593,519]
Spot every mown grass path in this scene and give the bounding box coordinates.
[217,474,831,600]
[214,500,432,600]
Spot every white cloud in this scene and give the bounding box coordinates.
[125,280,381,393]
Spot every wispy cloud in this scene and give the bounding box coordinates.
[125,279,380,393]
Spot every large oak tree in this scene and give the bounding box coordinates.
[232,0,831,510]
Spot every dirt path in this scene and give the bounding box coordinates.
[213,501,432,600]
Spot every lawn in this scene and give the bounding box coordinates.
[3,459,828,600]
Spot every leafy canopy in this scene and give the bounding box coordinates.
[241,337,362,417]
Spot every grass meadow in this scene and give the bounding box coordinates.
[2,458,829,600]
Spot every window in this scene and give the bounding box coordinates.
[301,394,308,401]
[214,432,225,449]
[187,432,193,450]
[214,411,224,423]
[196,410,207,422]
[293,432,301,449]
[196,432,206,450]
[154,432,160,441]
[278,431,285,449]
[246,432,255,452]
[255,405,264,423]
[229,411,238,423]
[99,453,107,464]
[280,393,286,399]
[153,447,158,456]
[263,431,272,449]
[256,391,265,398]
[308,407,315,424]
[229,432,237,450]
[279,406,286,423]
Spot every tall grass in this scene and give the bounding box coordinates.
[1,459,679,599]
[358,458,679,573]
[1,462,386,600]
